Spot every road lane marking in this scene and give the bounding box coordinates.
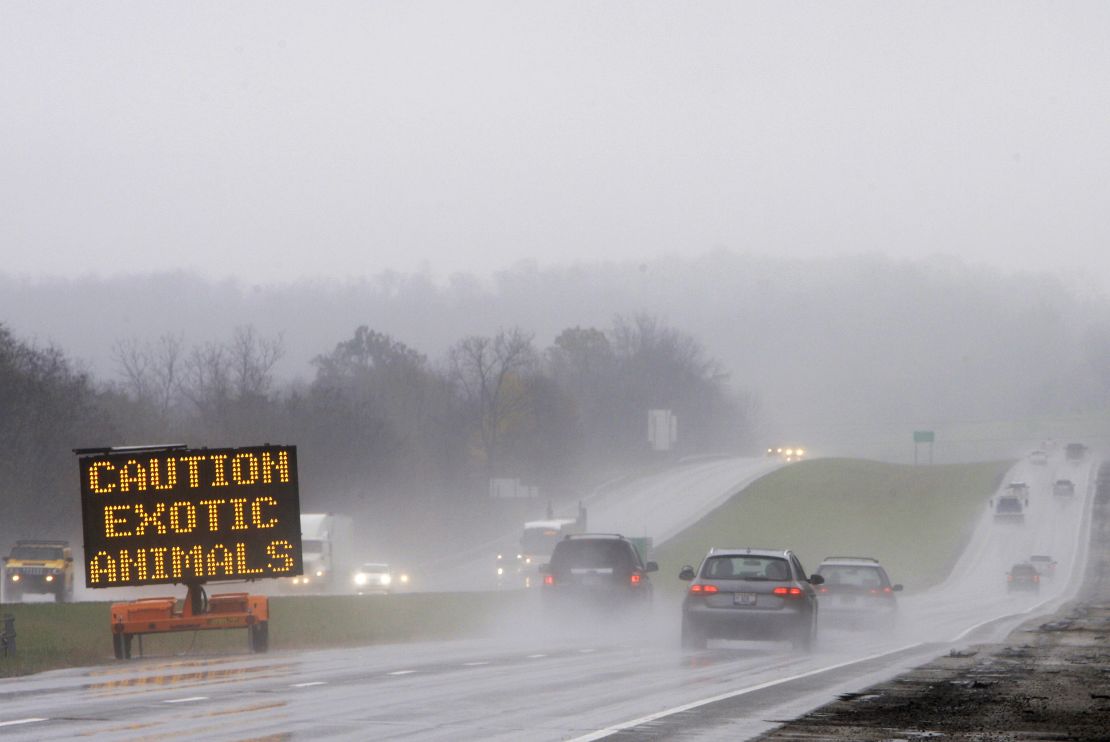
[566,643,925,742]
[163,696,208,703]
[463,661,490,666]
[0,718,47,728]
[290,681,326,687]
[388,670,416,675]
[526,654,547,659]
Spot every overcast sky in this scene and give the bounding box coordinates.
[3,2,1109,289]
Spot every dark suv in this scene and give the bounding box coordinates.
[539,534,657,610]
[679,548,823,651]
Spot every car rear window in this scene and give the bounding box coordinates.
[1012,564,1037,575]
[996,497,1024,513]
[551,540,635,572]
[816,565,887,589]
[700,555,790,581]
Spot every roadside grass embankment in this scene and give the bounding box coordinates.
[0,590,530,678]
[652,458,1011,595]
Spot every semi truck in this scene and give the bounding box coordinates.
[497,502,587,588]
[288,513,356,592]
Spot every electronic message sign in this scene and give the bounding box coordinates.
[78,445,303,589]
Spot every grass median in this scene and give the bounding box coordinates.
[653,457,1010,595]
[0,590,530,678]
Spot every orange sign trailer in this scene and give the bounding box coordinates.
[110,582,269,659]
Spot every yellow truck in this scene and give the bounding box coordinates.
[2,540,74,602]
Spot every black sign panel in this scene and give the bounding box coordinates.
[78,445,303,588]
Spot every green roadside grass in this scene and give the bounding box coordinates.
[0,591,530,678]
[652,458,1011,596]
[1,457,1009,678]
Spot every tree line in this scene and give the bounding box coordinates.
[0,316,752,542]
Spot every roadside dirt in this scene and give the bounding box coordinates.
[757,499,1110,741]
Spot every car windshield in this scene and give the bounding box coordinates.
[996,497,1023,513]
[10,546,63,560]
[360,564,388,573]
[551,540,633,571]
[700,555,790,581]
[817,565,886,589]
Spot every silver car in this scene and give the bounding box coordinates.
[679,548,823,651]
[815,556,902,630]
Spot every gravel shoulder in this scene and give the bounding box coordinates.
[757,498,1110,741]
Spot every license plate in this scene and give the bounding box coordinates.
[733,592,757,606]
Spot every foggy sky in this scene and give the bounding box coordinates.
[3,3,1110,289]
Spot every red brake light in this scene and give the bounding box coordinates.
[818,587,828,593]
[689,584,718,594]
[543,574,554,586]
[772,586,803,597]
[630,573,642,585]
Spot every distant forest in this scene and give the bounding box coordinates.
[4,253,1110,548]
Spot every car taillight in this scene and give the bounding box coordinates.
[630,573,642,585]
[818,586,829,593]
[868,587,894,596]
[543,574,554,586]
[772,586,803,597]
[689,584,719,594]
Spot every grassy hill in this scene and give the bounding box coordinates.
[652,458,1011,594]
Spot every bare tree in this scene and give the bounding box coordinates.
[448,328,537,480]
[112,333,184,418]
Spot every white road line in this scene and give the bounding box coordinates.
[463,661,490,666]
[388,670,416,676]
[291,681,327,687]
[0,718,47,728]
[163,696,208,704]
[566,644,924,742]
[526,653,547,659]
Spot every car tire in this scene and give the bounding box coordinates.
[680,617,707,650]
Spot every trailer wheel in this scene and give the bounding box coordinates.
[249,621,269,653]
[112,632,132,660]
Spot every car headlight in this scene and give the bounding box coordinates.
[354,573,369,586]
[381,574,392,586]
[10,574,20,582]
[315,569,325,578]
[399,573,409,584]
[45,575,54,582]
[497,567,504,576]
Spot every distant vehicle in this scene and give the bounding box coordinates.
[1007,562,1040,592]
[539,534,656,612]
[1029,555,1057,579]
[1065,443,1088,462]
[498,503,586,588]
[1028,450,1048,465]
[991,483,1030,523]
[2,540,74,603]
[678,547,823,651]
[288,513,356,592]
[814,556,902,630]
[1053,479,1075,498]
[352,562,407,594]
[767,446,806,463]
